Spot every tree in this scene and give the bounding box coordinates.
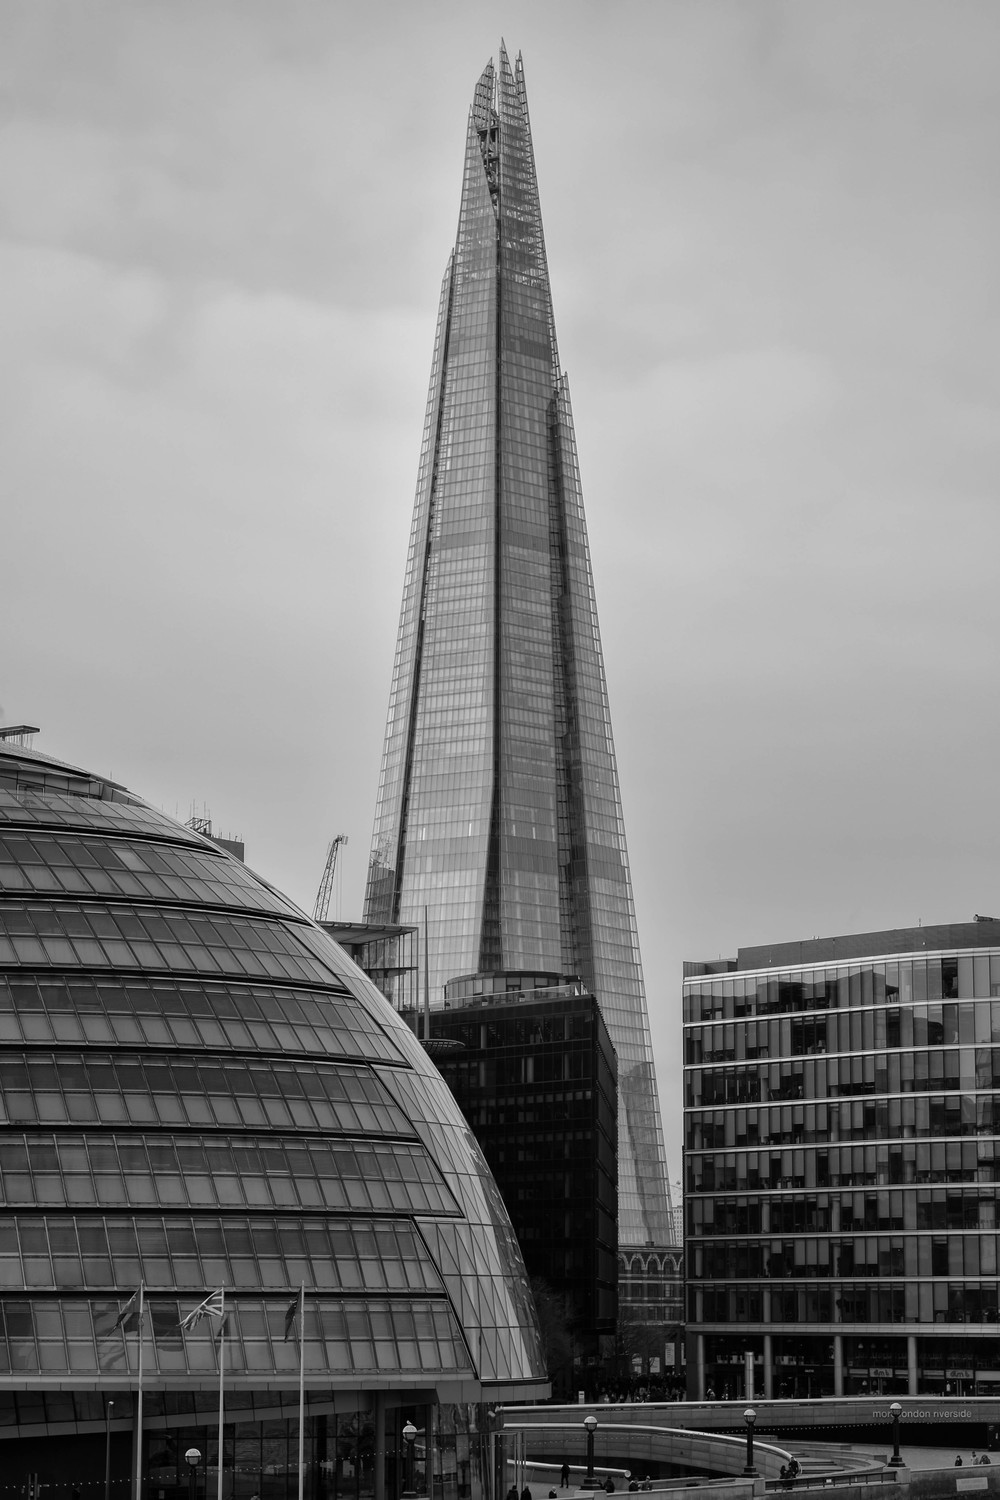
[529,1278,581,1397]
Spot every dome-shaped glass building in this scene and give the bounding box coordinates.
[0,738,546,1495]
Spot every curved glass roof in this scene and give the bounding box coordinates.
[0,745,546,1397]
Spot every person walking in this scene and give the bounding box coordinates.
[561,1463,571,1489]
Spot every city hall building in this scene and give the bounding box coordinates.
[683,922,1000,1402]
[0,733,547,1494]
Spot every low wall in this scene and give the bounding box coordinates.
[909,1469,1000,1500]
[502,1419,792,1481]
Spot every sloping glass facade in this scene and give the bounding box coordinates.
[364,45,671,1251]
[0,741,545,1472]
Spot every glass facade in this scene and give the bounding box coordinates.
[0,739,546,1484]
[363,45,671,1251]
[683,924,1000,1400]
[429,977,619,1381]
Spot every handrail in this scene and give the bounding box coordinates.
[764,1472,898,1490]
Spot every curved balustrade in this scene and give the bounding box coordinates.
[501,1418,793,1481]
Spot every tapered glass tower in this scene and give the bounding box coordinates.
[365,47,672,1249]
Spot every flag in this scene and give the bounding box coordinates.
[283,1292,299,1343]
[179,1290,225,1332]
[111,1287,142,1334]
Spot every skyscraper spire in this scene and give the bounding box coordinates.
[366,49,673,1249]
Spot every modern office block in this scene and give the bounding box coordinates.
[0,738,546,1492]
[429,973,618,1377]
[683,922,1000,1401]
[363,43,671,1253]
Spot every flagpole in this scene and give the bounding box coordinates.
[297,1282,305,1500]
[423,905,430,1041]
[217,1287,225,1500]
[136,1282,145,1500]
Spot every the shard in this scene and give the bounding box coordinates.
[365,46,672,1250]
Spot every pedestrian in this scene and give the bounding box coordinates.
[604,1479,615,1495]
[507,1485,519,1500]
[561,1462,570,1489]
[979,1455,992,1466]
[955,1457,964,1467]
[522,1485,533,1500]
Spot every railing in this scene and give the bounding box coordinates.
[764,1471,899,1491]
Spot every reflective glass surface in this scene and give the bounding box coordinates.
[363,47,671,1247]
[0,741,547,1397]
[0,975,399,1060]
[0,830,300,918]
[380,1066,545,1382]
[0,1295,471,1378]
[0,1214,445,1291]
[0,1133,458,1213]
[0,1052,412,1134]
[0,901,335,985]
[685,938,1000,1397]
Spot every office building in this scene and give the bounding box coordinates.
[363,43,672,1254]
[429,973,618,1383]
[684,921,1000,1401]
[0,736,546,1493]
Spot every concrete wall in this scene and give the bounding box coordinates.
[502,1420,791,1480]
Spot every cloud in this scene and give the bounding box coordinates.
[3,0,1000,1176]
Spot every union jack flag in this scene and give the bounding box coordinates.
[111,1286,142,1334]
[179,1289,225,1332]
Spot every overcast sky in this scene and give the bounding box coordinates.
[3,0,999,1179]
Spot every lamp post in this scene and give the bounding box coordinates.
[402,1420,417,1497]
[888,1402,904,1468]
[104,1399,115,1500]
[185,1447,201,1500]
[743,1408,757,1477]
[582,1414,600,1490]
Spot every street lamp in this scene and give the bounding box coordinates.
[582,1414,601,1491]
[185,1447,202,1500]
[743,1408,757,1477]
[402,1420,417,1497]
[888,1402,904,1468]
[104,1399,115,1500]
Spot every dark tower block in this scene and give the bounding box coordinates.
[365,47,672,1251]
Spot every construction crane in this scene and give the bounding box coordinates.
[313,834,348,922]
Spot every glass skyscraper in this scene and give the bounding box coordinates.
[364,46,671,1251]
